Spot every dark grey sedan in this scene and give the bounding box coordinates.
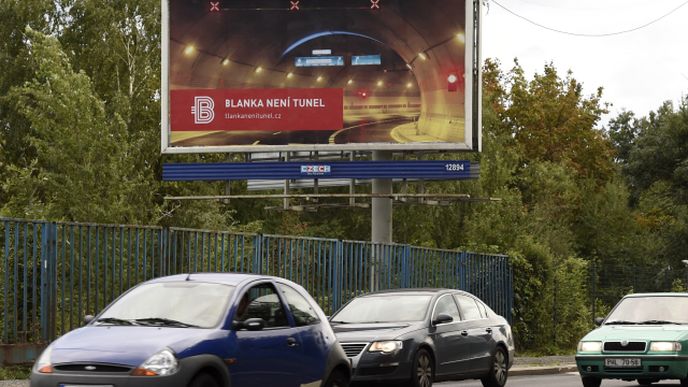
[329,289,514,387]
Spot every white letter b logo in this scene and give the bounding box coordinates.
[191,96,215,124]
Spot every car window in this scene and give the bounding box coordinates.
[331,295,432,323]
[605,296,688,324]
[454,295,483,320]
[278,284,320,326]
[235,283,289,329]
[98,282,234,328]
[476,300,488,318]
[433,295,462,322]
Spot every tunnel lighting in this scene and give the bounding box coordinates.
[406,82,413,89]
[448,73,459,92]
[376,80,384,87]
[317,75,324,82]
[255,66,263,74]
[456,32,466,44]
[347,79,354,85]
[286,72,294,79]
[222,58,230,67]
[183,45,196,56]
[418,52,427,61]
[406,63,413,70]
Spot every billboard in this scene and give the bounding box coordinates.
[161,0,482,154]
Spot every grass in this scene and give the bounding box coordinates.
[0,365,31,380]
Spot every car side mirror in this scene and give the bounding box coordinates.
[234,318,266,331]
[84,315,94,324]
[432,313,453,326]
[594,317,605,326]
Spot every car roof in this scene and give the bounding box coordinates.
[359,288,466,297]
[144,272,287,287]
[624,292,688,298]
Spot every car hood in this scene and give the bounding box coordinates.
[582,325,688,342]
[331,321,424,342]
[49,326,222,366]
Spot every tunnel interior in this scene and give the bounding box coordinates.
[168,0,469,147]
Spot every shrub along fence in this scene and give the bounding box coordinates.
[0,217,512,364]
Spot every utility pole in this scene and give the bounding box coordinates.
[371,150,393,291]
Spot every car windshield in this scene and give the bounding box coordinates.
[605,296,688,324]
[98,281,234,328]
[331,294,431,323]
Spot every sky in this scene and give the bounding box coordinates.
[481,0,688,124]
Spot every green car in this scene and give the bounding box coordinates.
[576,293,688,387]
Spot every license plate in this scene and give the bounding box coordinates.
[605,358,641,368]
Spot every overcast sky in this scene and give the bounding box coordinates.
[481,0,688,124]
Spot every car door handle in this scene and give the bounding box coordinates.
[461,330,469,336]
[286,337,299,347]
[485,328,493,333]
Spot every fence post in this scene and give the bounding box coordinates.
[402,245,411,288]
[252,234,263,274]
[40,223,58,342]
[506,257,514,324]
[332,241,342,313]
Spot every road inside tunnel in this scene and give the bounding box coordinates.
[171,115,417,146]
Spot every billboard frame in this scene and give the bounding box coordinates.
[160,0,482,154]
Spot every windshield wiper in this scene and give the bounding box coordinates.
[95,317,136,326]
[604,320,638,325]
[329,320,349,324]
[638,320,683,325]
[134,317,199,328]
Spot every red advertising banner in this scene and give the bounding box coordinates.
[170,88,344,131]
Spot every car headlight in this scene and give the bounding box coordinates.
[577,341,602,352]
[368,341,403,353]
[649,342,682,352]
[34,345,54,374]
[132,349,179,376]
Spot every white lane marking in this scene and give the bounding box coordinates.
[328,117,414,144]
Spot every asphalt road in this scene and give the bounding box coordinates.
[438,372,684,387]
[171,115,414,146]
[3,374,688,387]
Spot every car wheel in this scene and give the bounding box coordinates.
[581,376,601,387]
[480,346,508,387]
[322,369,349,387]
[188,372,220,387]
[408,348,433,387]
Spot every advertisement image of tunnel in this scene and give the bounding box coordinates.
[165,0,475,151]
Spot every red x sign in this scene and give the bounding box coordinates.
[370,0,380,9]
[290,1,299,10]
[209,1,220,12]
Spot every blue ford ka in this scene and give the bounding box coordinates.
[30,273,351,387]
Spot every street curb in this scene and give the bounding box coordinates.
[510,365,578,376]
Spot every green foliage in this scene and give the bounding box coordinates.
[2,28,131,222]
[0,365,31,380]
[509,238,590,353]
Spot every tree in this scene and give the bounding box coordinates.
[506,62,615,182]
[2,28,131,221]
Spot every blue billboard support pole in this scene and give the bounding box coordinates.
[371,151,393,292]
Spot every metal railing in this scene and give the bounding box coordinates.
[1,217,512,354]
